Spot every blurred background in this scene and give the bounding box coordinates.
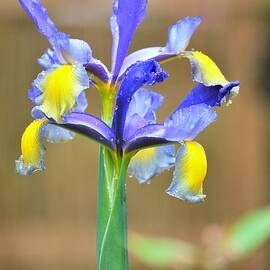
[0,0,269,269]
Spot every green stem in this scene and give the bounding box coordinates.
[97,146,129,270]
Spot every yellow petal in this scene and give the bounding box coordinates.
[16,119,47,175]
[167,141,207,203]
[182,51,228,86]
[39,64,88,121]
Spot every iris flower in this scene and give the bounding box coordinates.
[16,0,239,268]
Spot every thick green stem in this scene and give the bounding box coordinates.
[96,146,129,270]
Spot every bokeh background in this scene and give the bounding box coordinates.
[0,0,269,269]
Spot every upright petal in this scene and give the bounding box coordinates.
[166,141,207,203]
[124,88,164,139]
[34,64,89,121]
[19,0,95,68]
[119,16,201,77]
[19,0,58,38]
[111,0,148,79]
[15,119,48,175]
[166,16,202,53]
[165,104,217,141]
[113,60,168,144]
[179,81,240,108]
[128,145,175,184]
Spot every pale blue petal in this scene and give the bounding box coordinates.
[128,145,175,183]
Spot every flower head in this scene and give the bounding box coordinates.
[16,0,239,203]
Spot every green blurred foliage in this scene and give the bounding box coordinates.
[130,206,270,270]
[224,206,270,258]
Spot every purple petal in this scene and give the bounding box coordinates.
[124,124,174,153]
[179,81,240,108]
[19,0,58,38]
[62,112,116,149]
[165,104,217,141]
[124,88,164,139]
[119,17,201,77]
[112,60,168,145]
[111,0,148,79]
[85,59,111,82]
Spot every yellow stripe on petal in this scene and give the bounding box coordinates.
[39,64,88,121]
[167,141,207,203]
[182,51,228,87]
[16,119,48,176]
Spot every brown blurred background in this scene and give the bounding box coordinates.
[0,0,269,269]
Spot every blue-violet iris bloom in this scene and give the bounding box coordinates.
[16,0,239,203]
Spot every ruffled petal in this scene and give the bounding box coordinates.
[15,119,48,175]
[166,141,207,203]
[179,81,240,108]
[113,60,168,143]
[119,16,201,77]
[128,145,175,183]
[34,64,89,121]
[38,48,59,69]
[165,104,217,141]
[111,0,148,79]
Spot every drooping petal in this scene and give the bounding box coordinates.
[34,64,89,121]
[124,88,164,139]
[85,59,111,83]
[15,119,48,175]
[119,16,201,77]
[179,81,240,108]
[128,145,175,183]
[111,0,148,79]
[62,112,116,150]
[166,141,207,203]
[182,51,228,86]
[165,104,217,141]
[19,0,58,38]
[113,60,168,143]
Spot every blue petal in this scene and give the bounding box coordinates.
[128,145,175,183]
[166,16,201,53]
[124,88,164,139]
[111,0,148,79]
[112,60,168,143]
[38,48,59,69]
[119,17,201,77]
[124,124,173,153]
[19,0,58,38]
[73,91,88,113]
[42,124,74,143]
[126,88,164,122]
[165,104,217,141]
[180,81,240,108]
[62,112,116,150]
